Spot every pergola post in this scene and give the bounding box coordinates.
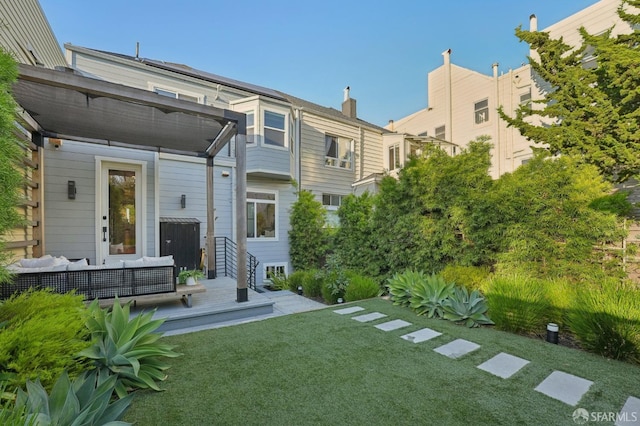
[206,155,216,279]
[236,132,248,302]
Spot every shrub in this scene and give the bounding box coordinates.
[79,299,182,398]
[289,190,330,270]
[440,264,491,292]
[568,281,640,363]
[320,256,349,304]
[386,270,426,308]
[344,272,380,302]
[0,290,90,391]
[485,275,553,334]
[8,369,133,425]
[300,270,323,298]
[287,270,308,292]
[409,274,455,318]
[442,286,494,328]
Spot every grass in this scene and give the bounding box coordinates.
[124,298,639,426]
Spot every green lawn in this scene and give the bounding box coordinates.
[124,298,638,426]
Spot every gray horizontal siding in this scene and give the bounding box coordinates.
[43,140,156,264]
[246,145,292,178]
[246,178,294,286]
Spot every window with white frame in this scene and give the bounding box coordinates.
[474,99,489,124]
[246,111,255,144]
[289,119,295,154]
[264,263,287,282]
[322,194,343,227]
[264,110,286,147]
[153,87,200,103]
[325,135,353,169]
[388,144,401,170]
[435,125,446,140]
[247,191,276,239]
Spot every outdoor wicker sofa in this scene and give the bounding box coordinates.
[1,255,177,301]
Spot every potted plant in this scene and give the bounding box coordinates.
[178,269,205,286]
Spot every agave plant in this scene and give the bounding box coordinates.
[386,270,426,307]
[442,286,494,328]
[79,299,182,398]
[409,274,455,318]
[8,369,132,426]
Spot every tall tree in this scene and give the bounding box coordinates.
[500,0,640,182]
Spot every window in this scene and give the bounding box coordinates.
[246,112,255,144]
[289,118,295,154]
[322,194,343,209]
[474,99,489,124]
[264,111,285,147]
[520,90,532,113]
[388,144,401,170]
[435,125,446,140]
[153,87,199,103]
[247,191,276,239]
[325,135,353,169]
[264,263,288,282]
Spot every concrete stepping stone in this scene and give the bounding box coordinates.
[534,370,593,406]
[433,338,480,359]
[333,306,365,315]
[477,352,530,379]
[401,328,442,343]
[616,396,640,426]
[352,312,387,322]
[375,319,412,331]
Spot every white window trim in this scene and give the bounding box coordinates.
[247,188,279,241]
[263,262,289,282]
[324,133,354,170]
[147,82,204,104]
[260,106,289,151]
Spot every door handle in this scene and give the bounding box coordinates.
[102,226,107,242]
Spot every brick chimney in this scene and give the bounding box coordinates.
[342,86,357,118]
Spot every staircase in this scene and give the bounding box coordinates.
[214,237,259,290]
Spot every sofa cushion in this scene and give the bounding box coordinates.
[142,255,174,267]
[20,255,55,268]
[67,258,89,271]
[123,258,145,268]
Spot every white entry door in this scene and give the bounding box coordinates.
[98,161,145,264]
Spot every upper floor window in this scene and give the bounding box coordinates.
[474,99,489,124]
[520,90,532,112]
[435,125,446,140]
[154,87,199,103]
[325,135,353,169]
[264,111,286,147]
[389,144,400,170]
[247,191,276,239]
[246,112,255,144]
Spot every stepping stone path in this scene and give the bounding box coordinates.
[333,306,365,315]
[401,328,442,343]
[352,312,387,322]
[332,306,636,414]
[477,352,530,379]
[534,371,593,406]
[433,338,480,359]
[615,396,640,426]
[375,319,412,331]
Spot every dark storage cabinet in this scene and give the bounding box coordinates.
[160,218,200,272]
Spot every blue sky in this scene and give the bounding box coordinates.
[39,0,599,126]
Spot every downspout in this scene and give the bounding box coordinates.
[359,126,364,181]
[295,108,302,190]
[154,152,160,256]
[442,49,453,142]
[493,63,501,176]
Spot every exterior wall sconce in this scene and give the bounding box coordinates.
[221,170,230,177]
[180,194,186,209]
[68,181,76,199]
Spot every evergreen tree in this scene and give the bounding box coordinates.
[500,0,640,182]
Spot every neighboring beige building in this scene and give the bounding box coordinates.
[389,0,634,180]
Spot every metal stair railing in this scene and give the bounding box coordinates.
[214,237,259,290]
